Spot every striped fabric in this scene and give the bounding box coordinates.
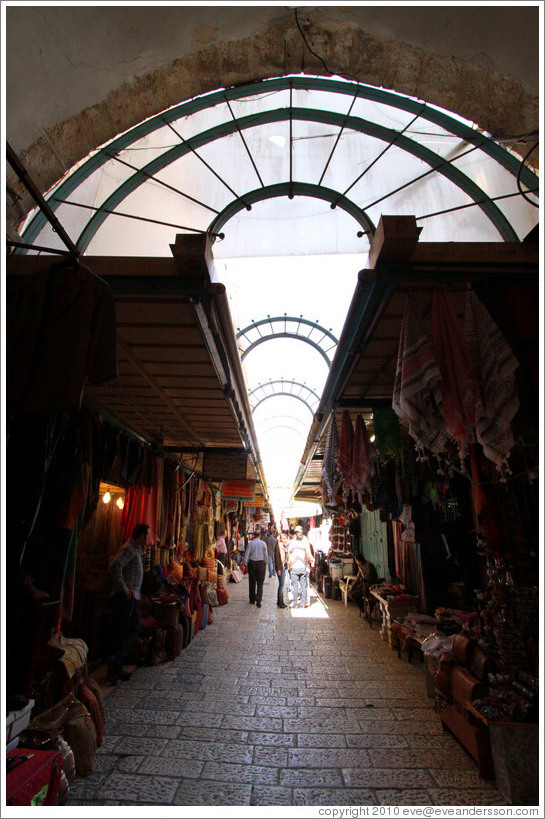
[321,411,342,505]
[337,410,355,503]
[392,294,447,461]
[465,289,519,478]
[431,288,478,466]
[352,413,376,503]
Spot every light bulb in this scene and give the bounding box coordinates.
[102,492,111,504]
[116,497,124,510]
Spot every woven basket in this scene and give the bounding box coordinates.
[207,568,218,583]
[217,575,227,590]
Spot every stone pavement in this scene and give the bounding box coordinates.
[66,574,508,808]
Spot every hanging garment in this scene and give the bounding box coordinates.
[465,288,520,478]
[372,406,402,462]
[321,412,342,506]
[337,410,355,503]
[431,288,478,466]
[352,414,376,504]
[392,293,447,461]
[7,261,118,413]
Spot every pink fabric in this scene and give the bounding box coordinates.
[337,410,355,502]
[321,412,342,505]
[464,289,519,477]
[392,294,447,460]
[431,288,478,465]
[120,457,163,542]
[352,414,376,503]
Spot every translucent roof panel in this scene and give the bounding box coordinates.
[15,75,539,510]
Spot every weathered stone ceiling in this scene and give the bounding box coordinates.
[6,5,539,232]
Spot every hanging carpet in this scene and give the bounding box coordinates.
[321,412,342,506]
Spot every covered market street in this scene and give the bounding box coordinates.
[66,577,507,808]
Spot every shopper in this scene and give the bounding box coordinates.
[265,528,278,577]
[287,525,314,608]
[215,528,228,566]
[108,522,150,685]
[348,553,379,616]
[274,533,288,608]
[242,529,268,607]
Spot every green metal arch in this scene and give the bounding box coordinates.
[237,316,338,367]
[209,182,375,240]
[73,107,518,251]
[20,75,538,249]
[250,380,320,416]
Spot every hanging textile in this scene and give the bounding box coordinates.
[465,288,520,478]
[321,412,342,506]
[372,406,402,462]
[337,410,355,502]
[120,457,163,543]
[392,293,447,462]
[352,414,376,504]
[431,288,478,466]
[6,260,118,413]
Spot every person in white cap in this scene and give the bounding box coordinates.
[287,526,314,608]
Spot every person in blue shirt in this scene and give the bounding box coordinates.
[242,529,268,607]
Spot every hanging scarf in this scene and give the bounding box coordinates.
[321,412,342,505]
[337,410,355,502]
[431,288,477,466]
[352,414,376,504]
[465,288,519,478]
[392,293,447,461]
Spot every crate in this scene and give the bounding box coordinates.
[6,699,35,743]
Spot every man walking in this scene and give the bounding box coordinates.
[287,525,314,608]
[274,532,288,608]
[265,527,278,578]
[242,529,268,607]
[108,522,150,685]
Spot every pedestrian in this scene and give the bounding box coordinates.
[287,525,314,608]
[348,553,379,617]
[241,528,267,607]
[274,532,288,608]
[107,522,150,685]
[265,527,278,578]
[215,528,228,566]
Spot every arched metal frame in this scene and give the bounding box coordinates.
[18,76,539,251]
[249,380,321,417]
[237,316,338,367]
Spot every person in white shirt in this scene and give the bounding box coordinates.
[287,526,314,608]
[242,529,268,607]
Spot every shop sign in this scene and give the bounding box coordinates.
[203,448,248,481]
[244,496,265,507]
[223,479,255,500]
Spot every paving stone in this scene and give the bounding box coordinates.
[297,733,347,748]
[249,694,287,706]
[117,755,144,773]
[343,768,437,789]
[345,734,408,748]
[65,771,107,802]
[163,738,253,764]
[294,787,377,805]
[280,768,345,788]
[95,772,179,803]
[375,788,433,805]
[110,722,181,739]
[107,736,168,756]
[250,785,294,805]
[428,788,510,806]
[252,746,289,766]
[255,704,294,718]
[175,711,224,728]
[221,714,284,732]
[247,731,297,747]
[136,756,204,778]
[289,748,372,768]
[430,769,501,788]
[201,760,279,785]
[369,749,474,770]
[177,725,250,744]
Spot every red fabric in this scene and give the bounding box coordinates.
[392,293,447,461]
[120,456,163,542]
[337,410,355,502]
[6,749,62,806]
[352,414,376,503]
[431,288,477,465]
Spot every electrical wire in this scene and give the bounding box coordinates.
[516,141,539,207]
